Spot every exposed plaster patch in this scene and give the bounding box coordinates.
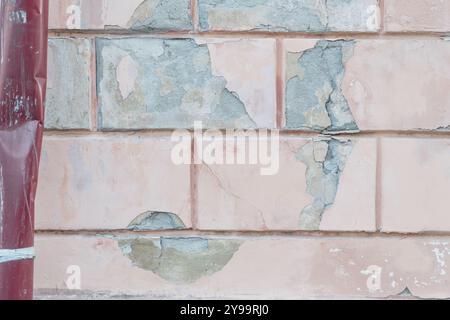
[286,40,359,133]
[127,212,186,231]
[297,138,353,230]
[97,38,256,129]
[127,0,159,28]
[202,38,277,128]
[0,247,35,264]
[199,0,329,32]
[118,237,242,283]
[398,287,413,297]
[126,0,192,30]
[199,0,377,32]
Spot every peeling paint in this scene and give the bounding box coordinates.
[97,38,256,129]
[127,212,186,231]
[428,242,450,276]
[286,40,359,133]
[199,0,378,32]
[9,9,27,24]
[0,247,35,264]
[118,237,242,283]
[46,38,91,129]
[126,0,192,30]
[297,138,353,230]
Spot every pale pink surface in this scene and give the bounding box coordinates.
[385,0,450,32]
[344,39,450,131]
[35,134,192,230]
[201,39,277,128]
[381,138,450,233]
[35,235,450,299]
[320,138,377,232]
[195,135,376,231]
[196,135,309,231]
[49,0,145,29]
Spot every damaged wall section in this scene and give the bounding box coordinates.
[199,0,379,32]
[286,40,359,133]
[127,212,186,231]
[297,138,353,230]
[118,237,242,283]
[96,38,257,129]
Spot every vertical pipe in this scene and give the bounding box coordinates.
[0,0,48,300]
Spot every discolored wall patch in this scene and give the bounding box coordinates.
[198,0,379,32]
[126,0,192,30]
[97,38,257,129]
[118,237,242,283]
[285,40,359,133]
[127,211,186,231]
[297,138,353,230]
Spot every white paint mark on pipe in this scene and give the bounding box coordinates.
[0,247,35,264]
[9,10,27,24]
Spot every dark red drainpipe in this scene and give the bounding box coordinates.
[0,0,48,300]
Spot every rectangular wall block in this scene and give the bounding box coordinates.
[49,0,192,31]
[283,39,450,132]
[198,0,380,32]
[381,138,450,233]
[96,38,277,130]
[35,235,450,299]
[46,38,91,129]
[385,0,450,32]
[35,134,192,230]
[196,134,377,232]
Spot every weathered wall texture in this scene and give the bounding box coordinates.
[35,0,450,299]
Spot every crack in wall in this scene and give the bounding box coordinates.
[202,163,268,230]
[297,138,353,230]
[286,40,359,133]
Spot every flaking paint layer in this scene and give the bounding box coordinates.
[199,0,379,32]
[297,138,353,230]
[286,40,359,133]
[97,38,256,129]
[127,212,186,231]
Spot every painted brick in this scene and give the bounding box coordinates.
[283,39,450,132]
[96,38,277,129]
[195,135,377,232]
[49,0,192,30]
[35,235,450,299]
[198,0,380,32]
[35,134,192,230]
[381,138,450,233]
[46,38,91,129]
[385,0,450,32]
